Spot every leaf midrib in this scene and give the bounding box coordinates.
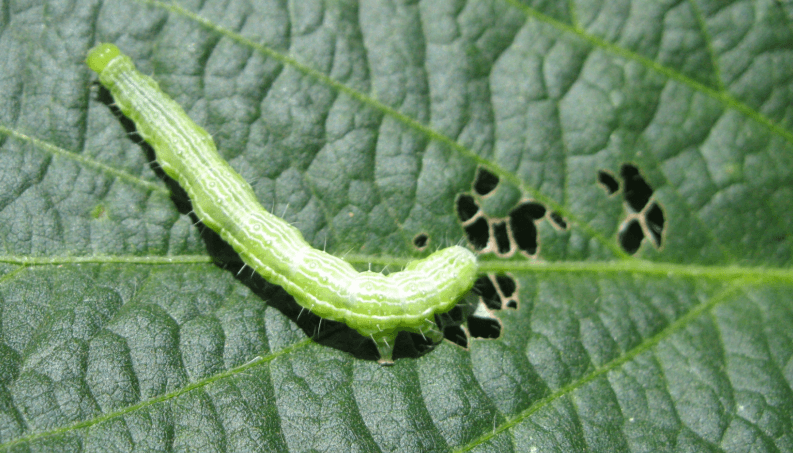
[0,2,788,451]
[2,255,791,285]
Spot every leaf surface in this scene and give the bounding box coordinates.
[0,0,792,451]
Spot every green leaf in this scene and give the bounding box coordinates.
[1,0,792,451]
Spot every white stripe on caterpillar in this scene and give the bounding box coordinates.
[87,43,478,364]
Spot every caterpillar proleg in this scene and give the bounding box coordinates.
[87,43,478,363]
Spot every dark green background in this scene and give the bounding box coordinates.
[0,0,792,451]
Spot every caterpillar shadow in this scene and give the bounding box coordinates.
[201,228,467,362]
[96,84,461,362]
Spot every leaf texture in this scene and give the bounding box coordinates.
[0,0,792,451]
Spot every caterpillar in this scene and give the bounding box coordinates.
[86,43,478,363]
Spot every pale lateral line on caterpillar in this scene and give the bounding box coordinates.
[86,43,478,363]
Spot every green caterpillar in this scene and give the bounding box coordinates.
[87,43,477,363]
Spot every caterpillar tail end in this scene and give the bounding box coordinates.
[372,333,397,365]
[86,43,121,73]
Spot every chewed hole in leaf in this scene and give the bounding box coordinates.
[467,316,501,339]
[600,164,667,254]
[450,305,467,322]
[549,211,568,230]
[493,221,511,255]
[465,281,509,340]
[508,202,546,256]
[511,201,546,221]
[413,233,428,250]
[469,274,518,313]
[464,217,489,250]
[510,216,538,255]
[444,325,468,348]
[495,275,516,299]
[598,170,620,194]
[474,276,501,310]
[474,168,499,195]
[646,202,665,247]
[619,218,644,254]
[621,164,653,212]
[456,194,479,222]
